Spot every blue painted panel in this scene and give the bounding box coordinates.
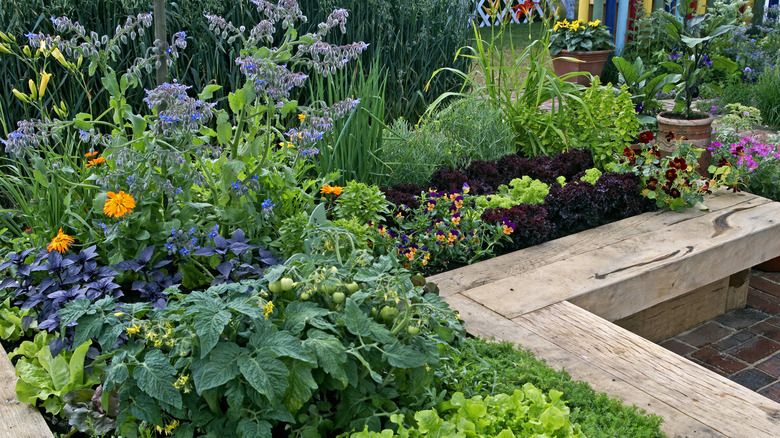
[615,0,630,55]
[605,0,618,34]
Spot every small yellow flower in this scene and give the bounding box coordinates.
[38,70,52,100]
[298,113,306,122]
[173,374,189,389]
[126,324,140,336]
[103,191,135,218]
[263,301,274,320]
[589,19,601,27]
[47,228,74,253]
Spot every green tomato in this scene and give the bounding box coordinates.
[379,306,398,322]
[370,307,378,317]
[332,292,346,304]
[345,282,359,293]
[268,280,282,294]
[280,277,295,291]
[300,292,311,301]
[329,266,339,274]
[407,325,420,336]
[320,284,337,294]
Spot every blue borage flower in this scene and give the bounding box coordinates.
[143,81,215,136]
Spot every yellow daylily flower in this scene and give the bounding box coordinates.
[38,70,52,100]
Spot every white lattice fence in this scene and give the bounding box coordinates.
[472,0,575,26]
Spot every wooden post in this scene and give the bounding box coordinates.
[615,0,629,54]
[154,0,169,86]
[653,0,664,13]
[643,0,653,15]
[754,0,765,25]
[593,0,605,21]
[578,0,591,21]
[605,0,617,35]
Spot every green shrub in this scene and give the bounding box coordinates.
[380,97,515,187]
[333,181,391,225]
[563,78,641,169]
[754,67,780,128]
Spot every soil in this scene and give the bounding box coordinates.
[659,111,712,120]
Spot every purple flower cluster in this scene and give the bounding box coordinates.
[143,81,215,136]
[1,120,51,156]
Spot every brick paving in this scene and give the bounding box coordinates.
[660,268,780,403]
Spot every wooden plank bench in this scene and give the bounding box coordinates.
[0,342,54,438]
[429,190,780,437]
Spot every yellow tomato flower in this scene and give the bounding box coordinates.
[47,228,74,253]
[263,301,275,320]
[103,191,136,218]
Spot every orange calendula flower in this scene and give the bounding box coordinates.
[103,191,136,218]
[85,156,105,168]
[85,150,98,158]
[320,185,343,195]
[47,228,74,253]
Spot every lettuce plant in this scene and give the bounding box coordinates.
[346,383,585,438]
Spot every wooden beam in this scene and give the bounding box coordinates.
[513,301,780,438]
[0,343,54,437]
[444,294,754,437]
[456,196,780,321]
[604,0,617,33]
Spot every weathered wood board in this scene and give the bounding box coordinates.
[0,342,54,438]
[446,294,780,438]
[614,269,751,342]
[429,191,780,324]
[428,189,763,298]
[432,191,780,437]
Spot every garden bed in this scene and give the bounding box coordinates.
[0,342,53,438]
[429,189,780,437]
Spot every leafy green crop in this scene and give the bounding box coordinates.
[10,331,103,415]
[345,383,585,437]
[0,296,35,341]
[475,176,551,210]
[439,339,666,438]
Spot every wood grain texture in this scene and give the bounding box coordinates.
[613,277,730,342]
[435,192,780,321]
[444,294,724,438]
[0,343,54,438]
[427,190,759,298]
[515,301,780,438]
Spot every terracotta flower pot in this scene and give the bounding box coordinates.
[551,49,612,87]
[656,111,715,177]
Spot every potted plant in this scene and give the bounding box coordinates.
[549,18,614,86]
[655,3,736,163]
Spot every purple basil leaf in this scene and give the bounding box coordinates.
[193,247,218,256]
[138,245,155,265]
[216,261,233,278]
[0,277,18,289]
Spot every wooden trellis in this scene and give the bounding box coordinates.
[472,0,553,27]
